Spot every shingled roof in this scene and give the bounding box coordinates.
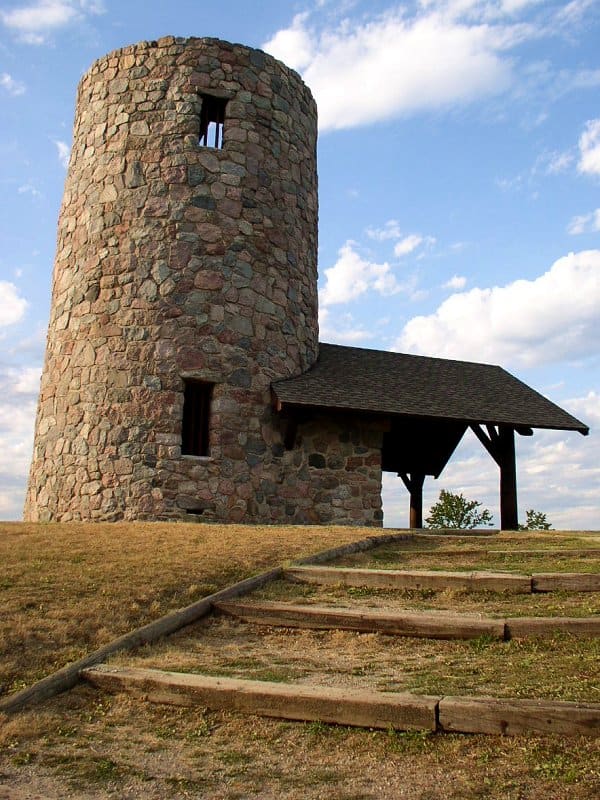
[272,343,589,434]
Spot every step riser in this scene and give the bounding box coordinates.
[216,601,600,640]
[439,696,600,736]
[286,567,531,593]
[81,666,439,731]
[286,566,600,593]
[82,666,600,737]
[216,601,505,640]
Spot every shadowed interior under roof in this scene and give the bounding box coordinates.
[272,343,589,434]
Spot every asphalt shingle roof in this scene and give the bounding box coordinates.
[272,343,589,434]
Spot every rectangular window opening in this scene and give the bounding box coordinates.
[182,380,213,456]
[199,95,227,149]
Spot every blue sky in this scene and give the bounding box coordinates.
[0,0,598,527]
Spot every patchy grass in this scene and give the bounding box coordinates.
[111,615,600,703]
[332,532,600,574]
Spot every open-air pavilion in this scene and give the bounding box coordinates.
[273,343,589,529]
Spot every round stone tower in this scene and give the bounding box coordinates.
[25,37,319,522]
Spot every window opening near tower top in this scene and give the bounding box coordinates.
[199,94,227,149]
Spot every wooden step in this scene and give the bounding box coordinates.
[506,616,600,638]
[439,695,600,736]
[215,600,506,640]
[532,573,600,592]
[285,565,532,593]
[216,600,600,641]
[395,549,600,557]
[81,665,600,737]
[81,664,439,731]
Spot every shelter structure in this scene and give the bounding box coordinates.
[24,36,588,527]
[273,344,588,529]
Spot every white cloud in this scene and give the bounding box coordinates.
[394,234,424,258]
[536,149,574,175]
[0,72,25,96]
[264,7,517,131]
[0,281,28,326]
[319,240,403,306]
[365,221,434,258]
[18,183,42,198]
[555,0,597,26]
[0,0,104,44]
[366,220,403,241]
[578,118,600,176]
[568,209,600,235]
[318,307,375,345]
[14,365,41,394]
[0,366,39,518]
[395,249,600,367]
[443,275,467,290]
[262,12,314,72]
[54,139,70,168]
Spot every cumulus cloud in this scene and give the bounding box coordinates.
[319,241,404,306]
[395,249,600,367]
[443,275,467,290]
[263,12,314,72]
[578,119,600,176]
[318,307,375,345]
[0,365,40,518]
[0,72,25,96]
[0,0,104,44]
[0,281,28,327]
[568,209,600,235]
[366,220,403,242]
[393,234,424,258]
[365,220,434,258]
[54,139,70,168]
[264,5,520,131]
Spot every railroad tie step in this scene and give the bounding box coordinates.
[81,665,439,731]
[215,601,600,640]
[81,665,600,737]
[214,600,506,640]
[532,573,600,592]
[284,565,533,593]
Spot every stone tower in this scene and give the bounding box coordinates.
[25,37,322,522]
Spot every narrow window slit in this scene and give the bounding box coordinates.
[199,95,227,149]
[182,380,213,456]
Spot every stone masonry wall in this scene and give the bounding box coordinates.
[24,36,384,526]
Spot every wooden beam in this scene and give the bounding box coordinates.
[470,424,518,530]
[399,471,425,529]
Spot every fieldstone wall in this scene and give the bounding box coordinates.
[24,36,384,527]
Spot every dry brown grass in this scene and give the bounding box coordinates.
[0,521,372,695]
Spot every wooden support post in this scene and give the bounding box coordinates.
[470,424,518,530]
[498,426,518,531]
[399,472,426,529]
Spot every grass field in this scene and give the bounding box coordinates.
[1,522,599,799]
